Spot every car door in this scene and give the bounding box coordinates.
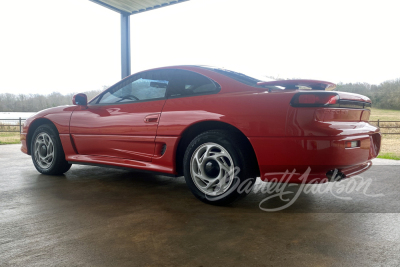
[69,69,173,162]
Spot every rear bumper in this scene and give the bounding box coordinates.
[249,132,381,183]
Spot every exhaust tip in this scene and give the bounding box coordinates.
[326,169,346,182]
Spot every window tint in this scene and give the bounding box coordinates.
[94,70,172,104]
[167,70,219,98]
[200,67,262,87]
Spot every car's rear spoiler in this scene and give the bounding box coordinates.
[257,80,336,91]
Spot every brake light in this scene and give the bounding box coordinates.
[291,92,339,107]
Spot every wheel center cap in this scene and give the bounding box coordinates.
[204,160,220,178]
[40,145,47,157]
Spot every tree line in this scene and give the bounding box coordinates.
[0,89,103,112]
[0,78,399,112]
[335,78,400,110]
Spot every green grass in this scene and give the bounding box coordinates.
[377,153,400,160]
[369,108,400,160]
[0,132,21,145]
[0,122,21,144]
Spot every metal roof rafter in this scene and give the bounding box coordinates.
[89,0,188,15]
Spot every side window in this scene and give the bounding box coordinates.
[167,70,219,98]
[94,70,172,104]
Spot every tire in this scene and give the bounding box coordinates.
[31,124,72,175]
[183,130,257,205]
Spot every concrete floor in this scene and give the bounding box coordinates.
[1,144,400,266]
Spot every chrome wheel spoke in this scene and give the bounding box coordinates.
[193,172,209,184]
[43,154,53,163]
[47,142,54,156]
[215,155,231,173]
[204,177,219,190]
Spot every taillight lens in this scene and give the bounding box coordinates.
[291,92,339,107]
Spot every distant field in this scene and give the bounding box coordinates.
[0,122,21,144]
[0,132,20,145]
[1,108,400,160]
[370,108,400,121]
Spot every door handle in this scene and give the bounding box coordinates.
[144,113,160,123]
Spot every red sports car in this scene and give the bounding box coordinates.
[21,66,381,204]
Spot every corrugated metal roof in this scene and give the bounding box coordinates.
[90,0,189,15]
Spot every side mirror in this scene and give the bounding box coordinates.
[72,93,87,106]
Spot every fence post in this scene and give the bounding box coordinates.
[19,117,22,133]
[377,119,380,127]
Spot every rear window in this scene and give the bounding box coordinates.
[200,67,263,87]
[167,69,220,98]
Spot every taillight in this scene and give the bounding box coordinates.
[291,92,339,107]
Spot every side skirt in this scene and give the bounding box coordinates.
[66,154,178,177]
[68,161,180,177]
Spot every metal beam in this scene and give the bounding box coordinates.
[89,0,190,79]
[120,13,131,79]
[89,0,189,15]
[89,0,130,15]
[130,0,189,15]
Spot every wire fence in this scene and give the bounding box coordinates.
[0,118,399,134]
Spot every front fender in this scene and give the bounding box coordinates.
[21,106,77,155]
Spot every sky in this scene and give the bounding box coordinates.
[0,0,399,95]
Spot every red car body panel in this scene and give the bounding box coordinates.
[21,65,381,183]
[69,99,166,162]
